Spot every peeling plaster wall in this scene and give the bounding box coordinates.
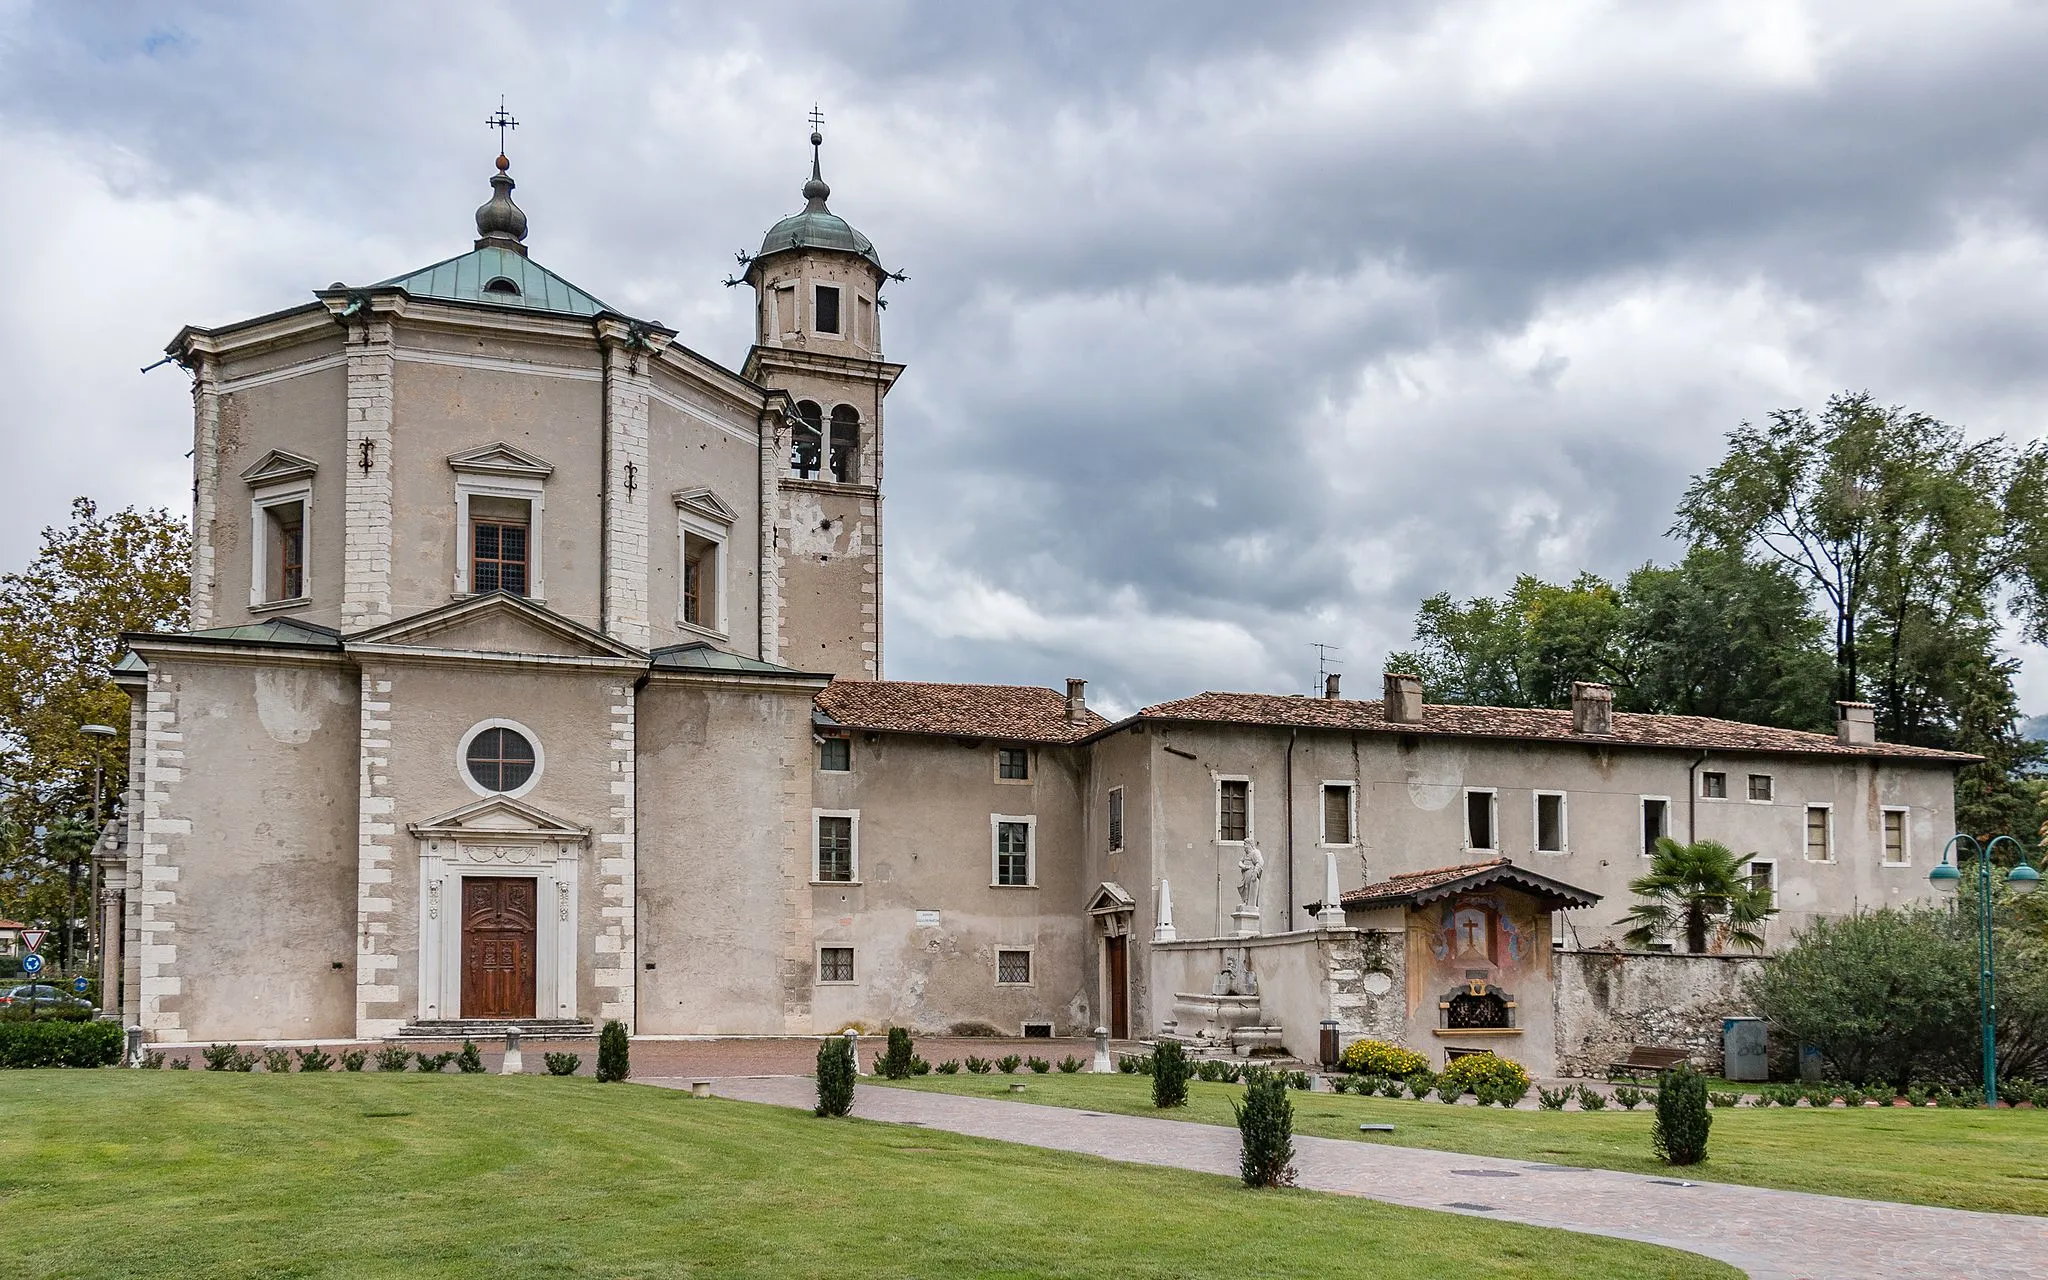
[1553,950,1764,1078]
[1147,929,1404,1061]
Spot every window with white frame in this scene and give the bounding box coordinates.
[992,816,1035,887]
[1217,778,1250,843]
[1701,770,1728,799]
[449,445,553,601]
[681,524,724,632]
[814,811,858,883]
[1465,789,1497,851]
[1882,807,1910,865]
[791,400,824,479]
[814,284,842,335]
[996,949,1031,985]
[1746,858,1778,903]
[1534,792,1567,854]
[1641,796,1670,856]
[1804,805,1833,862]
[828,405,861,483]
[1748,773,1775,802]
[997,747,1031,782]
[1107,786,1124,853]
[251,487,310,605]
[817,946,854,984]
[1321,782,1356,846]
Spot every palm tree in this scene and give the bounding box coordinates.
[1619,838,1776,953]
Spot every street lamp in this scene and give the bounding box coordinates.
[79,724,118,999]
[1928,834,2039,1107]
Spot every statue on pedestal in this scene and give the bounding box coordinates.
[1236,841,1265,911]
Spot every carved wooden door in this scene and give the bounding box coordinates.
[1105,934,1129,1040]
[461,877,537,1019]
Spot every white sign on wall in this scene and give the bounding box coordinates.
[915,910,941,928]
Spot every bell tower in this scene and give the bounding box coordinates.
[742,118,903,678]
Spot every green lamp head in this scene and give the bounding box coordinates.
[2006,862,2041,897]
[1929,860,1962,895]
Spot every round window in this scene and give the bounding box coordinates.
[465,726,536,793]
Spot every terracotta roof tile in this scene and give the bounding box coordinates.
[1129,691,1975,763]
[1339,857,1601,909]
[816,680,1108,744]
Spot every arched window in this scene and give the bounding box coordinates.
[482,276,522,297]
[828,405,861,483]
[466,726,536,793]
[791,400,823,480]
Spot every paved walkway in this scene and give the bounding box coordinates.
[648,1075,2048,1280]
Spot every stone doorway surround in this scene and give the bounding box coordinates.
[408,797,589,1025]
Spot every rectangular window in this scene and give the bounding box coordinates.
[1747,859,1778,902]
[815,813,855,882]
[1805,805,1833,862]
[997,747,1030,781]
[470,495,531,596]
[265,499,306,602]
[1641,797,1670,856]
[818,947,854,984]
[1701,771,1728,799]
[994,819,1034,887]
[1748,774,1774,802]
[856,295,874,347]
[814,284,841,334]
[997,950,1031,985]
[1217,779,1249,843]
[1107,786,1124,853]
[1322,783,1354,846]
[1466,789,1496,851]
[1883,808,1909,865]
[1535,792,1567,853]
[682,529,722,630]
[774,284,796,335]
[818,736,850,772]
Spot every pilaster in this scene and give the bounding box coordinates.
[595,681,637,1024]
[136,669,188,1040]
[759,405,784,665]
[779,699,814,1031]
[187,355,222,628]
[342,319,396,631]
[355,668,404,1037]
[600,334,654,649]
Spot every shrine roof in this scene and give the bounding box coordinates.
[1340,858,1601,911]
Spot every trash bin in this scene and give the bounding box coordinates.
[1723,1016,1768,1082]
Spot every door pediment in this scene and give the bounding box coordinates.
[1088,882,1137,916]
[409,796,590,845]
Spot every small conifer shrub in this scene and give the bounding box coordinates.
[964,1055,993,1074]
[996,1053,1023,1074]
[544,1052,581,1076]
[262,1047,294,1074]
[1537,1086,1572,1111]
[1151,1041,1192,1109]
[1027,1056,1051,1073]
[295,1047,335,1072]
[1653,1064,1712,1166]
[1233,1070,1297,1188]
[934,1059,961,1074]
[457,1040,485,1074]
[201,1043,241,1071]
[1613,1085,1645,1111]
[414,1051,455,1073]
[373,1044,412,1072]
[1575,1084,1608,1111]
[908,1055,931,1076]
[1057,1055,1083,1073]
[340,1049,369,1072]
[814,1036,856,1117]
[596,1019,630,1083]
[879,1027,915,1080]
[168,1057,190,1069]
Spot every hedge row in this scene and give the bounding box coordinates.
[0,1018,124,1069]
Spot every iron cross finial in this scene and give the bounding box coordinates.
[487,97,520,157]
[809,103,825,136]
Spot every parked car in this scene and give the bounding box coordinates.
[0,983,93,1010]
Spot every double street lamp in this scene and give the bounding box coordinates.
[1928,834,2040,1108]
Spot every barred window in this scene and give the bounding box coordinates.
[816,815,854,882]
[995,821,1032,886]
[1218,779,1249,843]
[472,516,529,596]
[997,950,1031,984]
[818,947,854,983]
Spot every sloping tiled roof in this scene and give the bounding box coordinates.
[815,681,1108,744]
[650,642,825,679]
[1129,691,1976,763]
[124,617,344,651]
[377,247,613,318]
[1340,858,1601,910]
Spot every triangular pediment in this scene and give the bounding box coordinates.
[1088,882,1137,915]
[447,441,555,479]
[347,594,645,661]
[672,487,739,526]
[239,448,319,487]
[407,795,590,842]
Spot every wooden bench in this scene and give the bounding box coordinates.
[1606,1046,1689,1079]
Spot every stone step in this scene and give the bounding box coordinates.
[396,1020,597,1040]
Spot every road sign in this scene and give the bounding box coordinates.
[73,975,89,994]
[21,953,44,976]
[21,928,46,954]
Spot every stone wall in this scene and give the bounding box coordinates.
[1552,949,1763,1077]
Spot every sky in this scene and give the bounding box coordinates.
[3,0,2046,720]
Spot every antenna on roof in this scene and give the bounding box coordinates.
[486,96,519,160]
[1313,643,1342,698]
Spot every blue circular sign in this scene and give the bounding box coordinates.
[73,975,89,994]
[21,953,44,976]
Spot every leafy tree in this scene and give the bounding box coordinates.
[1618,839,1776,954]
[0,499,188,954]
[1389,573,1626,708]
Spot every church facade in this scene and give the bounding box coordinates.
[106,138,1972,1068]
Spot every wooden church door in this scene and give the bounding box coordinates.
[461,877,537,1019]
[1104,934,1129,1039]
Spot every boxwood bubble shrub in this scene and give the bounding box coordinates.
[543,1052,581,1077]
[1151,1041,1192,1109]
[1653,1063,1712,1166]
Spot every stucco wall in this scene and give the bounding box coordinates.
[1553,950,1764,1078]
[645,374,765,655]
[1149,928,1405,1061]
[1403,893,1558,1076]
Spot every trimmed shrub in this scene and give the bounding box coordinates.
[295,1047,335,1073]
[1027,1056,1051,1074]
[1537,1086,1571,1111]
[1653,1064,1711,1166]
[1151,1041,1192,1109]
[340,1049,368,1072]
[1438,1052,1530,1098]
[544,1052,581,1076]
[372,1045,411,1072]
[414,1051,455,1073]
[1575,1084,1607,1111]
[879,1027,915,1080]
[934,1059,961,1074]
[1406,1071,1437,1101]
[457,1040,485,1074]
[1233,1071,1297,1187]
[1707,1091,1740,1108]
[203,1044,258,1072]
[0,1018,123,1069]
[996,1053,1023,1074]
[964,1055,993,1074]
[1117,1052,1154,1075]
[262,1048,293,1074]
[1340,1039,1429,1079]
[1905,1084,1931,1107]
[1057,1055,1083,1073]
[1613,1085,1646,1111]
[909,1055,932,1076]
[1286,1070,1311,1090]
[815,1036,856,1117]
[596,1020,630,1083]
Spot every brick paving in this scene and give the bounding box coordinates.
[659,1075,2048,1280]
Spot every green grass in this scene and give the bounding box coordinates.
[884,1074,2048,1216]
[0,1073,1734,1280]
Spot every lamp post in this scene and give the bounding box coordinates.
[79,724,118,986]
[1928,834,2040,1107]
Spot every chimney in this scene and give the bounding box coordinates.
[1571,681,1614,736]
[1382,673,1424,725]
[1836,701,1876,746]
[1323,673,1341,700]
[1065,678,1088,723]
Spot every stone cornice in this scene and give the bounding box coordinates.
[741,344,905,391]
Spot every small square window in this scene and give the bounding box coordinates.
[997,950,1031,984]
[1107,786,1124,852]
[1218,779,1249,842]
[818,947,854,983]
[1748,774,1774,802]
[998,747,1030,780]
[1701,771,1728,799]
[818,737,850,772]
[815,284,842,334]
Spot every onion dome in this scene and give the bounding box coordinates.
[474,154,529,255]
[756,130,884,271]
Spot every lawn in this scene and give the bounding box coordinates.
[0,1073,1734,1280]
[883,1073,2048,1217]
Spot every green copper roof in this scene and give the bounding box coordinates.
[170,617,344,649]
[377,246,612,318]
[758,207,884,271]
[650,641,822,678]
